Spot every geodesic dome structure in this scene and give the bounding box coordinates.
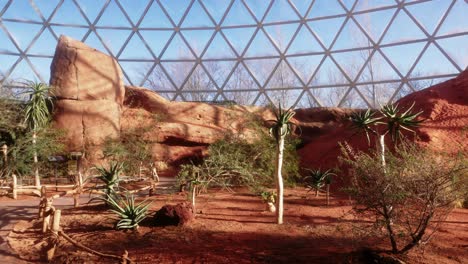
[0,0,466,108]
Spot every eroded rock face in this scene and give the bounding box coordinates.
[50,35,124,166]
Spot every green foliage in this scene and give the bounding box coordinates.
[177,124,300,193]
[304,169,335,193]
[104,193,151,230]
[269,105,296,143]
[260,191,276,203]
[341,142,467,253]
[94,161,125,196]
[349,103,423,145]
[0,98,23,146]
[22,82,53,131]
[1,127,65,178]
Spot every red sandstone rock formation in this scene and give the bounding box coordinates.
[296,70,468,177]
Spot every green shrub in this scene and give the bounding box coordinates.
[341,142,467,254]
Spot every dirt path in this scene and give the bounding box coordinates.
[0,195,91,263]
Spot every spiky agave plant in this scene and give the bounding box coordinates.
[94,161,125,197]
[105,193,151,230]
[304,169,336,198]
[380,102,423,142]
[269,105,295,224]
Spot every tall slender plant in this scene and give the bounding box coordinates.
[269,105,295,224]
[23,82,53,188]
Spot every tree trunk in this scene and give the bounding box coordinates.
[315,188,319,197]
[376,133,386,168]
[383,204,398,253]
[326,184,330,206]
[191,185,197,214]
[275,133,285,225]
[33,132,40,189]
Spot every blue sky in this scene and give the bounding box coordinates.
[0,0,467,96]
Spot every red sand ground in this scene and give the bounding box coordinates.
[7,188,468,264]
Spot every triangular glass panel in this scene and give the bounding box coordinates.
[333,19,372,50]
[222,0,256,26]
[119,61,150,86]
[83,31,110,55]
[357,50,400,83]
[119,34,154,59]
[339,87,369,108]
[139,30,174,58]
[27,29,58,55]
[34,0,60,19]
[203,32,237,59]
[118,0,151,25]
[254,92,274,107]
[287,25,324,55]
[288,54,324,84]
[409,43,459,77]
[308,0,346,18]
[0,27,19,53]
[307,17,346,49]
[289,0,313,18]
[409,76,452,92]
[1,21,43,51]
[160,33,195,60]
[265,89,301,109]
[244,29,279,57]
[308,87,341,107]
[7,58,37,81]
[139,2,173,28]
[2,0,41,21]
[160,61,196,88]
[264,0,299,23]
[437,0,468,36]
[28,57,52,83]
[354,0,392,12]
[183,64,217,91]
[332,50,368,81]
[49,1,88,25]
[435,35,468,70]
[381,42,426,76]
[381,11,426,44]
[405,0,451,35]
[223,91,259,106]
[95,29,132,56]
[222,27,256,55]
[354,8,396,43]
[95,0,131,27]
[266,61,301,89]
[142,64,177,91]
[180,91,217,102]
[244,58,279,86]
[159,0,191,26]
[181,0,214,28]
[180,29,215,57]
[201,0,231,25]
[264,23,300,53]
[204,60,237,88]
[393,83,413,101]
[356,84,395,108]
[157,92,176,100]
[74,0,108,23]
[225,63,259,90]
[313,56,349,85]
[0,55,20,78]
[242,0,270,22]
[51,26,89,42]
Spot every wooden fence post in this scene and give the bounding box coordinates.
[47,209,61,261]
[42,197,53,233]
[12,174,17,199]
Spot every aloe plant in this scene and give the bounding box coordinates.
[23,82,53,188]
[269,105,296,224]
[304,169,335,198]
[105,193,151,230]
[94,161,125,197]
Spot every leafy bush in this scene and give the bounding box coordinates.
[341,142,467,254]
[104,193,151,230]
[177,131,300,194]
